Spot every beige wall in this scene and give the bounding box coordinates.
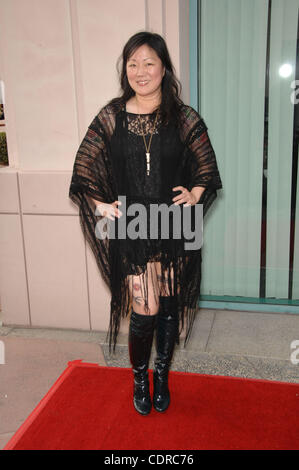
[0,0,190,335]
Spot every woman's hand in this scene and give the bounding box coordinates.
[172,186,200,207]
[94,200,123,220]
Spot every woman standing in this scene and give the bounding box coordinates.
[69,31,222,415]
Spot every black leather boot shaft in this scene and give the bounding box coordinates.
[153,296,179,412]
[128,310,157,415]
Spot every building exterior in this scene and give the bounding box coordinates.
[0,0,298,337]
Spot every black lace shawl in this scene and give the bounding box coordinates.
[69,101,222,351]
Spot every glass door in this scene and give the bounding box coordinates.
[190,0,299,311]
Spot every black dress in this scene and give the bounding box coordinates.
[111,110,185,273]
[69,101,222,351]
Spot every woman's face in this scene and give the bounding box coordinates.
[126,44,165,99]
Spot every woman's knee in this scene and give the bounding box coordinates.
[156,264,175,296]
[132,299,159,315]
[128,272,159,315]
[131,287,159,314]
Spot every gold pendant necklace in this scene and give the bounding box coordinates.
[138,108,159,176]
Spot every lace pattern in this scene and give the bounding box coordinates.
[126,111,162,136]
[126,112,162,200]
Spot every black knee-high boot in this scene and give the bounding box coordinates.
[128,310,157,415]
[153,296,179,412]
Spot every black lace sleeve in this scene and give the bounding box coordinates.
[180,106,223,215]
[68,107,117,288]
[69,114,114,205]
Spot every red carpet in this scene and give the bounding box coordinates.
[4,360,299,450]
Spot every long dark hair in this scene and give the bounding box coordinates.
[107,31,183,126]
